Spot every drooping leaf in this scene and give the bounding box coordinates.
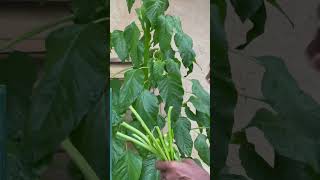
[28,23,107,162]
[236,3,266,49]
[212,2,238,174]
[112,30,128,62]
[174,32,196,74]
[143,0,169,26]
[113,151,142,180]
[189,79,210,115]
[266,0,294,27]
[133,90,159,129]
[118,69,144,113]
[174,117,193,157]
[126,0,136,13]
[70,94,108,180]
[255,56,320,172]
[124,22,142,67]
[158,59,184,122]
[239,142,276,180]
[139,155,160,180]
[150,60,165,86]
[194,134,210,165]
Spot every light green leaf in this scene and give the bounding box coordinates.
[194,134,210,165]
[143,0,169,26]
[126,0,136,13]
[112,30,128,62]
[174,32,196,74]
[133,90,159,129]
[174,117,193,157]
[113,151,142,180]
[189,79,210,115]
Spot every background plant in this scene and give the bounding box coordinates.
[0,1,108,179]
[213,0,320,179]
[110,0,210,179]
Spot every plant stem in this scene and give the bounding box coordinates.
[156,127,170,160]
[143,22,151,80]
[167,106,174,160]
[61,138,100,180]
[120,122,151,145]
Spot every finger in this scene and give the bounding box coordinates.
[156,161,173,171]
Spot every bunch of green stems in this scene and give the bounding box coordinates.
[116,105,179,161]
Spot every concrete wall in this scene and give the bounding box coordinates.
[111,0,211,172]
[225,0,320,176]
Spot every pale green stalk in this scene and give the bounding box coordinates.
[120,122,151,145]
[156,127,170,160]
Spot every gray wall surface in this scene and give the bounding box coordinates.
[225,0,320,176]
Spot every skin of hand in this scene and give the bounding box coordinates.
[155,159,210,180]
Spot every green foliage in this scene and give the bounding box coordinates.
[0,0,108,179]
[111,0,210,179]
[214,0,320,179]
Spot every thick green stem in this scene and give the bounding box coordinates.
[120,122,151,145]
[167,106,174,160]
[61,138,99,180]
[156,127,170,160]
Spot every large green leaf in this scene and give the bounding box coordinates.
[239,141,275,180]
[174,117,193,157]
[158,59,184,122]
[143,0,169,26]
[118,69,145,113]
[113,151,142,180]
[72,0,107,23]
[139,155,160,180]
[69,94,108,180]
[194,134,210,165]
[212,2,238,175]
[124,22,142,67]
[133,90,159,129]
[27,23,107,162]
[126,0,136,13]
[174,32,196,74]
[255,56,320,172]
[111,30,128,62]
[189,79,210,115]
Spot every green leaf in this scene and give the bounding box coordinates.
[112,30,129,62]
[150,60,165,87]
[28,23,107,162]
[143,0,169,26]
[239,142,275,180]
[230,0,264,22]
[236,4,266,49]
[112,138,125,166]
[194,134,210,165]
[174,117,193,157]
[212,2,238,174]
[70,94,108,180]
[158,60,184,122]
[255,56,320,172]
[113,151,142,180]
[266,0,294,27]
[219,174,249,180]
[139,155,160,180]
[124,22,142,67]
[189,79,210,115]
[118,69,145,112]
[174,32,196,74]
[133,90,159,129]
[72,0,106,23]
[126,0,136,13]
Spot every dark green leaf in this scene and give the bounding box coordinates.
[143,0,169,26]
[112,138,125,166]
[70,94,108,180]
[126,0,136,13]
[194,134,210,165]
[174,117,193,157]
[189,79,210,115]
[139,155,160,180]
[113,151,142,180]
[28,23,107,162]
[174,32,196,74]
[212,2,238,174]
[230,0,264,22]
[112,30,129,62]
[158,60,184,122]
[219,173,249,180]
[133,90,159,129]
[239,142,275,180]
[72,0,106,23]
[236,4,266,49]
[124,22,142,67]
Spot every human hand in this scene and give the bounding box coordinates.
[155,159,210,180]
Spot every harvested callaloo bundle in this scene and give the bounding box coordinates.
[116,105,180,161]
